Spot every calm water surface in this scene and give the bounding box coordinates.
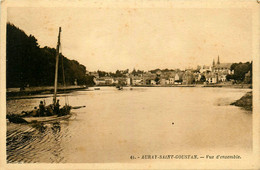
[6,87,252,163]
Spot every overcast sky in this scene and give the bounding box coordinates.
[7,7,252,72]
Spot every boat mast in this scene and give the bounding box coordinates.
[53,27,62,105]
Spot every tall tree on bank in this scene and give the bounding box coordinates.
[6,23,89,88]
[226,62,252,83]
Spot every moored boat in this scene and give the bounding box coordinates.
[116,84,123,90]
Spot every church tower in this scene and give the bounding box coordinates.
[212,59,215,66]
[217,55,220,64]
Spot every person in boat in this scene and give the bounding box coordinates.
[54,99,60,115]
[39,101,46,117]
[45,104,54,116]
[31,107,39,117]
[20,107,38,117]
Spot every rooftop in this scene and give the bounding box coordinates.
[214,63,232,69]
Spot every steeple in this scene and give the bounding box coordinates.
[212,59,215,66]
[217,55,220,64]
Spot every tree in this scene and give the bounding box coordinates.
[97,70,106,77]
[226,74,234,81]
[131,68,137,76]
[123,69,129,74]
[200,75,206,82]
[230,63,239,71]
[86,75,95,86]
[233,63,251,81]
[7,23,89,87]
[229,62,252,83]
[155,76,160,85]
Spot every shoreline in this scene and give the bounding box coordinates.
[231,91,252,111]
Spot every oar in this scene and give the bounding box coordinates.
[71,106,86,109]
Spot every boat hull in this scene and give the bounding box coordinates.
[7,114,72,124]
[23,114,72,123]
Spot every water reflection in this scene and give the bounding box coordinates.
[31,122,47,133]
[51,122,61,133]
[7,119,71,163]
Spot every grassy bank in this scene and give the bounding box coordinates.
[231,91,252,111]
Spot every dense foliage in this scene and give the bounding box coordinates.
[226,62,252,83]
[7,23,89,88]
[97,69,129,77]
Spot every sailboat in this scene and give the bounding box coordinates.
[7,27,85,124]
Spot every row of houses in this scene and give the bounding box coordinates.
[91,57,235,86]
[93,77,131,86]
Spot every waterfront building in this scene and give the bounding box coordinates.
[94,77,115,85]
[218,73,227,82]
[142,72,157,85]
[169,78,174,84]
[114,77,128,85]
[132,76,143,85]
[151,80,156,85]
[160,78,166,85]
[126,77,131,86]
[104,77,114,84]
[205,73,217,84]
[94,78,106,85]
[113,79,119,84]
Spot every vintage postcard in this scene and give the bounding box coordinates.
[0,0,259,169]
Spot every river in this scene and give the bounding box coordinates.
[6,87,252,163]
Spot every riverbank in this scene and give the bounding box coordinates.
[7,85,88,99]
[231,91,252,111]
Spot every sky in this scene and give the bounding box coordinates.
[7,7,252,72]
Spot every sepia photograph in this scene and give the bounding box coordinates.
[0,0,259,169]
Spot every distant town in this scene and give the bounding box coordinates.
[88,56,252,87]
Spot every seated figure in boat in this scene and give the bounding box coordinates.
[21,107,39,117]
[45,104,54,116]
[54,99,60,115]
[39,101,46,116]
[31,107,39,117]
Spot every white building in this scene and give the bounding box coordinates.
[169,78,174,84]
